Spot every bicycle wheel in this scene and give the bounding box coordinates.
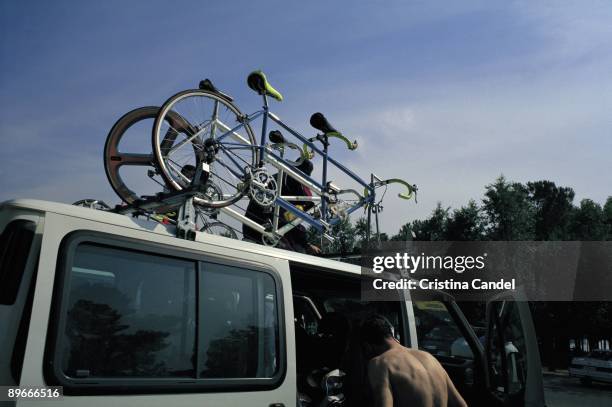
[104,106,160,204]
[201,221,238,239]
[152,89,258,208]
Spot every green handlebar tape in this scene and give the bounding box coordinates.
[364,178,416,201]
[387,178,415,199]
[327,131,358,150]
[302,143,315,159]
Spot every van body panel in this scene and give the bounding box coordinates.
[0,209,43,392]
[7,208,296,406]
[1,199,545,407]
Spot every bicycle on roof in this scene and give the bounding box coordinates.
[148,71,417,244]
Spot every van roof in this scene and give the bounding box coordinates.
[1,198,361,275]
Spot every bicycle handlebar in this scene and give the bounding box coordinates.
[364,178,418,202]
[302,131,358,160]
[386,178,417,200]
[327,131,358,150]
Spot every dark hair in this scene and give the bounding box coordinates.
[297,158,313,176]
[360,315,394,346]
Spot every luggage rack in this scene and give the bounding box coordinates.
[111,164,210,240]
[112,189,200,240]
[75,164,212,241]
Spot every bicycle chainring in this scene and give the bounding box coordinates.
[249,168,277,207]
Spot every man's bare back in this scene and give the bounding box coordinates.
[368,345,467,407]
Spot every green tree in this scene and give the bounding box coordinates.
[391,222,416,241]
[354,217,369,243]
[409,203,449,241]
[445,200,486,241]
[570,199,607,240]
[483,175,535,240]
[526,181,575,240]
[309,217,357,254]
[602,196,612,240]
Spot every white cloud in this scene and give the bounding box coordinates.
[321,57,612,233]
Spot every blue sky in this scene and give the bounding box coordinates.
[1,0,611,233]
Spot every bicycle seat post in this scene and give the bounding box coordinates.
[366,174,374,244]
[259,93,270,166]
[320,133,329,224]
[273,144,285,232]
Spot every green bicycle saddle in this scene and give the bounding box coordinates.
[247,70,283,101]
[310,112,358,150]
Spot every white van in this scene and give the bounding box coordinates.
[0,199,545,407]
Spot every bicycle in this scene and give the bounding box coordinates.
[150,71,417,245]
[103,104,237,239]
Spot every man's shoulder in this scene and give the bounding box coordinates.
[404,347,436,359]
[368,353,388,369]
[380,346,432,359]
[376,347,439,370]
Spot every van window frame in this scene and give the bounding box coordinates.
[0,219,36,305]
[289,261,412,347]
[45,231,286,395]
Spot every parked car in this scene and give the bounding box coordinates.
[569,350,612,385]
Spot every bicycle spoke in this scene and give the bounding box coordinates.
[208,168,241,190]
[112,153,154,166]
[217,143,252,171]
[153,89,256,206]
[166,159,192,183]
[168,121,211,155]
[212,156,246,181]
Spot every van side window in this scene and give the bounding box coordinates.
[293,296,319,336]
[0,220,36,305]
[63,244,197,378]
[52,241,282,390]
[199,262,279,378]
[413,301,474,360]
[488,301,527,395]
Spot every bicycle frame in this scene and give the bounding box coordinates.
[211,95,376,236]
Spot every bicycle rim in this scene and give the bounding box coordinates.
[104,106,160,204]
[201,221,238,239]
[152,89,258,208]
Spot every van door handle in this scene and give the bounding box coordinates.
[269,404,285,407]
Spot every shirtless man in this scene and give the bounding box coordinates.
[360,315,467,407]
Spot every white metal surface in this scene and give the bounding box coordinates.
[0,198,369,407]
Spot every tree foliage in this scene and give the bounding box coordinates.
[320,175,611,368]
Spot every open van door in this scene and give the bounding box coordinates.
[412,293,491,407]
[485,292,546,407]
[412,288,546,407]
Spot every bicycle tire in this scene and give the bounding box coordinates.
[152,89,258,208]
[104,106,159,204]
[201,221,238,239]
